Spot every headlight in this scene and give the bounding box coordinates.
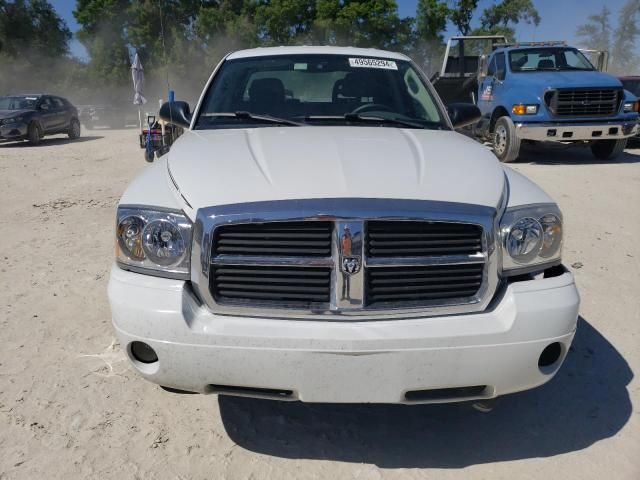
[512,104,538,115]
[0,116,24,125]
[116,206,192,279]
[623,101,639,113]
[500,204,563,274]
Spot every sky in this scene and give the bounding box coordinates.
[50,0,636,60]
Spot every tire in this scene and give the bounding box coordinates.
[492,116,521,163]
[27,122,42,145]
[590,138,627,160]
[68,118,81,139]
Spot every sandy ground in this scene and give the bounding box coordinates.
[0,129,638,480]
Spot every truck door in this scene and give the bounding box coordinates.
[477,52,507,117]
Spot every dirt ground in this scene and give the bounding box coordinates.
[0,129,638,480]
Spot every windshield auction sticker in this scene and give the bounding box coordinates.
[349,58,398,70]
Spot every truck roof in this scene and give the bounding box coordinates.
[492,41,571,54]
[226,46,410,61]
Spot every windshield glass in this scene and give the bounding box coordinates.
[509,48,595,72]
[0,95,39,110]
[195,54,447,129]
[621,80,640,97]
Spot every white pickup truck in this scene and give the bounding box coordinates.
[108,46,580,405]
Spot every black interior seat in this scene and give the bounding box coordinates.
[248,78,286,114]
[538,59,555,69]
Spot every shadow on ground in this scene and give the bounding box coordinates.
[0,135,103,148]
[219,317,632,468]
[516,143,640,165]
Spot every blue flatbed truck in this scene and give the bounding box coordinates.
[432,37,639,162]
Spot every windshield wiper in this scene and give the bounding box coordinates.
[304,114,435,129]
[202,111,304,126]
[557,66,594,71]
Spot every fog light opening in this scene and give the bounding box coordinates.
[538,342,562,371]
[130,341,158,364]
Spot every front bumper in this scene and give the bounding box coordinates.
[515,120,638,142]
[0,122,28,141]
[108,265,580,404]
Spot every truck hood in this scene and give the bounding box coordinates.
[167,127,505,210]
[513,70,622,90]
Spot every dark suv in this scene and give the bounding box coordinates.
[0,94,81,145]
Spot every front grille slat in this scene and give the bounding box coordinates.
[546,88,621,117]
[216,246,330,255]
[217,290,329,301]
[371,274,482,285]
[214,267,329,277]
[369,245,481,255]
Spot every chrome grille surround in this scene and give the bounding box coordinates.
[191,198,503,320]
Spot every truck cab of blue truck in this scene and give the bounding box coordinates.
[432,37,639,162]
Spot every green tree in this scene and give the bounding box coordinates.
[449,0,478,36]
[576,6,612,53]
[0,0,75,95]
[611,0,640,73]
[0,0,71,57]
[74,0,131,86]
[254,0,317,45]
[415,0,448,41]
[314,0,412,50]
[476,0,540,40]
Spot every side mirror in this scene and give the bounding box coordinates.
[596,51,609,72]
[447,103,481,129]
[478,55,488,80]
[159,101,191,128]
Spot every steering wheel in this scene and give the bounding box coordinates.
[350,103,394,115]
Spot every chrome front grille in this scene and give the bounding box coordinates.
[545,88,621,117]
[193,199,500,319]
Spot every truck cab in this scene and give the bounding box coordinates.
[433,38,639,162]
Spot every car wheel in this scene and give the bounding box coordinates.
[27,122,42,145]
[590,138,627,160]
[492,116,521,163]
[68,119,81,139]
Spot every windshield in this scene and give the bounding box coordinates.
[621,80,640,97]
[509,48,595,72]
[195,54,447,130]
[0,95,39,110]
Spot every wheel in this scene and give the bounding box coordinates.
[144,149,155,163]
[68,118,81,139]
[27,122,42,145]
[492,116,521,162]
[590,138,627,160]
